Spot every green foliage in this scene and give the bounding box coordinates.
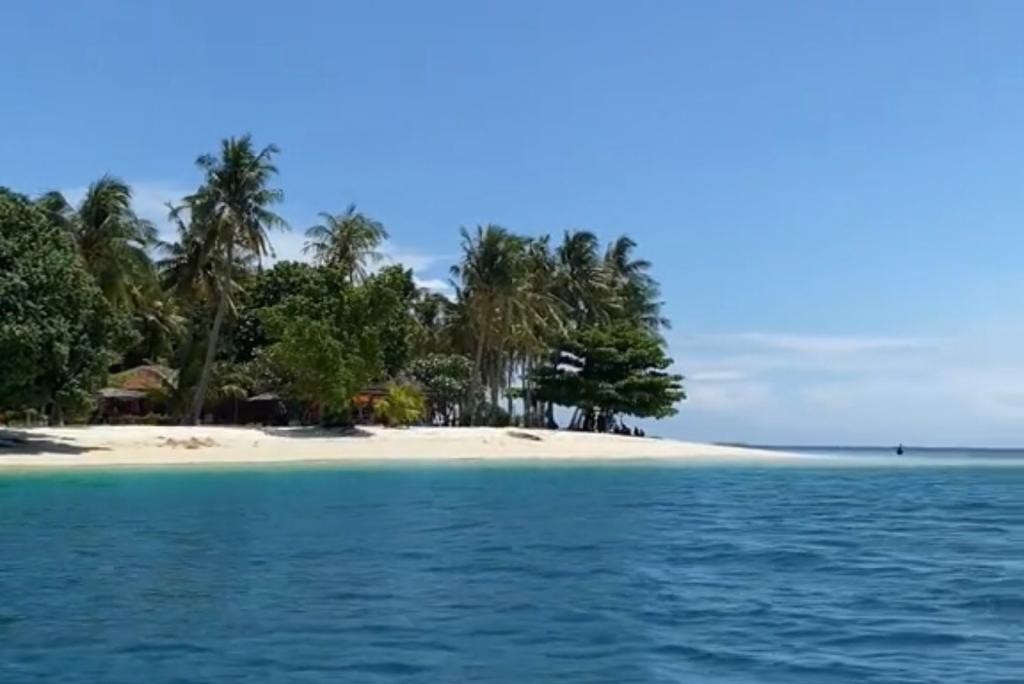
[39,176,158,314]
[1,134,682,429]
[373,384,426,427]
[0,189,124,422]
[263,316,361,418]
[257,265,417,423]
[303,205,389,282]
[232,261,320,361]
[408,353,474,424]
[178,134,287,424]
[368,265,418,376]
[532,322,685,429]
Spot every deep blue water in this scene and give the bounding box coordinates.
[2,460,1023,683]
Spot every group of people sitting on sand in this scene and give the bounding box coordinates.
[612,423,645,437]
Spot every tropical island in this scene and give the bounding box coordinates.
[0,134,790,466]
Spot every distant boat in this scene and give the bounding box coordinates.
[896,444,904,455]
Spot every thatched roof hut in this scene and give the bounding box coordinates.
[107,364,176,393]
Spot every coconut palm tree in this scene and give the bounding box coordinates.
[514,236,565,425]
[604,235,669,331]
[450,225,529,423]
[303,205,389,282]
[38,176,157,311]
[556,230,614,327]
[450,227,566,424]
[181,135,286,425]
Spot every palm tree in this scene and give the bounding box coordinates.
[450,227,565,424]
[38,176,157,310]
[410,289,457,356]
[303,205,389,282]
[123,292,185,367]
[181,135,286,425]
[450,225,528,423]
[604,235,669,330]
[556,230,614,327]
[515,236,565,425]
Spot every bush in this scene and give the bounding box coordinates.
[373,384,426,427]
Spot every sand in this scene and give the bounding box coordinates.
[0,425,805,468]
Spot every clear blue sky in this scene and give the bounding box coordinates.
[5,1,1024,445]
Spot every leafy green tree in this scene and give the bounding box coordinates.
[0,189,124,424]
[232,261,321,362]
[263,316,360,423]
[408,353,475,425]
[532,322,685,431]
[181,135,287,424]
[367,265,418,376]
[303,205,389,282]
[258,266,416,423]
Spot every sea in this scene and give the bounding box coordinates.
[2,448,1023,683]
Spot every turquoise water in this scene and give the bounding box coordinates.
[2,459,1023,682]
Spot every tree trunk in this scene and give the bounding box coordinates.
[505,359,515,420]
[48,401,64,427]
[468,327,487,426]
[186,244,232,426]
[523,358,533,427]
[488,349,501,417]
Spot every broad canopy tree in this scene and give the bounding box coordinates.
[257,264,418,423]
[0,189,125,424]
[532,322,685,432]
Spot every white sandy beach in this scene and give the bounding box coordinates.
[0,425,804,468]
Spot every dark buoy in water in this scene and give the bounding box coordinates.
[896,444,904,456]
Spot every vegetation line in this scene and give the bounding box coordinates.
[0,134,684,432]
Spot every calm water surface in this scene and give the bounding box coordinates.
[2,458,1023,682]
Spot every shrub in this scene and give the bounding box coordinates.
[373,384,426,427]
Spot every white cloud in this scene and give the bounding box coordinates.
[413,277,455,297]
[678,332,937,359]
[660,328,1024,446]
[717,332,936,355]
[687,369,750,383]
[380,242,453,273]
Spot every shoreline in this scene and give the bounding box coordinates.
[0,425,807,469]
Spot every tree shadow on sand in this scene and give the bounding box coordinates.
[0,429,110,456]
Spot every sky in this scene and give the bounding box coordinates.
[5,1,1024,445]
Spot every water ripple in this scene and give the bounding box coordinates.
[1,464,1022,682]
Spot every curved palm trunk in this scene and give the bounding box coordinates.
[185,243,232,426]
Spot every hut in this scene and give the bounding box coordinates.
[94,364,177,421]
[108,364,176,393]
[352,385,390,424]
[238,392,288,425]
[95,388,149,421]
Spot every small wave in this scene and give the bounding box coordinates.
[821,631,968,650]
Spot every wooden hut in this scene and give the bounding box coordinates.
[95,388,149,421]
